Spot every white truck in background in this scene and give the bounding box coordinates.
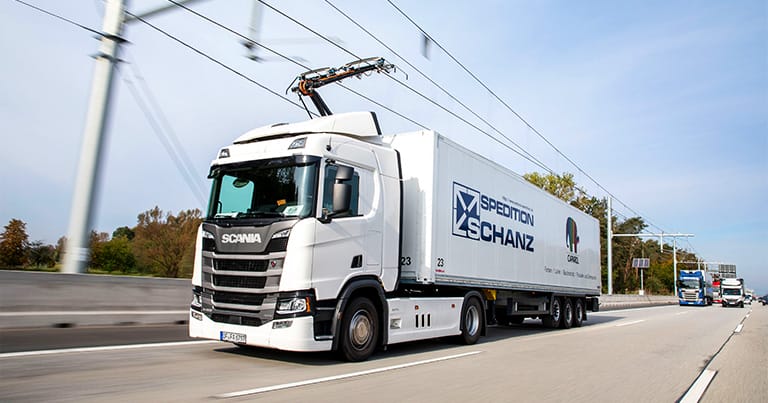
[188,58,601,361]
[720,278,745,308]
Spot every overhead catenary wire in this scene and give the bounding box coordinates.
[124,10,310,115]
[323,0,554,175]
[385,0,665,234]
[14,0,103,36]
[250,0,554,172]
[163,0,428,129]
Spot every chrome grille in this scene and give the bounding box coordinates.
[200,251,283,326]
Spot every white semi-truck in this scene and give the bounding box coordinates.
[189,59,601,361]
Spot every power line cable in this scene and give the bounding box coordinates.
[166,0,547,169]
[385,0,665,233]
[323,0,553,174]
[252,0,553,172]
[125,10,310,114]
[163,0,427,129]
[13,0,103,36]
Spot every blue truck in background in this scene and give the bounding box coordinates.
[678,270,713,306]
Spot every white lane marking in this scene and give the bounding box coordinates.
[215,351,483,399]
[734,324,744,333]
[676,311,689,315]
[0,310,188,317]
[680,369,717,403]
[592,305,672,315]
[615,320,645,327]
[0,340,217,359]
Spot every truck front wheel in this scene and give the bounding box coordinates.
[339,297,379,362]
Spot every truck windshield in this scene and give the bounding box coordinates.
[722,288,742,296]
[207,157,319,220]
[678,279,701,289]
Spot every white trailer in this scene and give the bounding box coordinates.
[189,111,601,361]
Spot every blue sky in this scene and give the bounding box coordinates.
[1,1,766,292]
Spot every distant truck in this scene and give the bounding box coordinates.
[712,279,722,304]
[187,109,602,361]
[677,270,713,306]
[720,278,745,308]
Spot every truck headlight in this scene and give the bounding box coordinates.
[276,297,310,315]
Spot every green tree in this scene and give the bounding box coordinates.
[0,219,30,267]
[95,236,136,273]
[132,207,202,278]
[112,226,135,240]
[27,240,56,268]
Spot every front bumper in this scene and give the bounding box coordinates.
[188,309,331,352]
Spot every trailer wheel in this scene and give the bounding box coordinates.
[542,297,562,329]
[572,298,584,328]
[339,297,378,362]
[560,298,574,329]
[458,297,483,345]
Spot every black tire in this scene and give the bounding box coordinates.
[542,297,562,329]
[458,297,483,345]
[560,298,574,329]
[338,297,378,362]
[572,298,585,328]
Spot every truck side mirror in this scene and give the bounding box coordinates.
[333,183,351,213]
[332,165,353,214]
[320,165,354,224]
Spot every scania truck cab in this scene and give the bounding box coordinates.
[677,270,713,306]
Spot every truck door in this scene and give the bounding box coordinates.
[312,159,382,300]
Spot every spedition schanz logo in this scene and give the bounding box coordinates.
[452,182,534,252]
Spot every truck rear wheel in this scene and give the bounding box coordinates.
[339,297,378,362]
[560,298,574,329]
[542,297,562,329]
[572,298,584,328]
[458,297,482,345]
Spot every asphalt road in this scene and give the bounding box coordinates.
[1,305,764,402]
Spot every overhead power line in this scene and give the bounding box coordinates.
[323,0,553,174]
[14,0,103,36]
[249,0,553,172]
[384,0,665,233]
[125,10,309,114]
[163,0,428,129]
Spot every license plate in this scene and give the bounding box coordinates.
[220,331,247,344]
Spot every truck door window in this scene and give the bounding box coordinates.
[323,164,359,217]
